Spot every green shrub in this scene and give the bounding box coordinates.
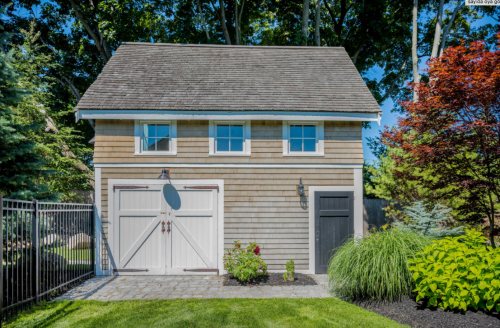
[285,259,295,281]
[223,240,268,281]
[328,228,432,301]
[409,229,500,312]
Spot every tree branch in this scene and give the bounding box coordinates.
[439,2,464,57]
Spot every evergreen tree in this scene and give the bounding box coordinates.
[395,201,463,238]
[0,7,55,201]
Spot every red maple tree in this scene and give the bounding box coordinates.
[383,34,500,247]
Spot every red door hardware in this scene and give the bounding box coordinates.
[113,186,149,191]
[161,221,165,234]
[167,221,171,234]
[183,186,219,191]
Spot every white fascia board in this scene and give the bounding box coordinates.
[93,163,363,169]
[76,110,382,124]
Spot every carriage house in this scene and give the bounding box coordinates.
[75,43,382,275]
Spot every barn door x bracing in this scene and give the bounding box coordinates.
[113,183,218,275]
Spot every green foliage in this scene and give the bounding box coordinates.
[285,259,295,281]
[283,272,288,282]
[223,240,267,281]
[395,201,463,238]
[409,229,500,312]
[328,228,432,301]
[0,6,55,201]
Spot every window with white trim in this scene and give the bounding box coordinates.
[209,121,251,156]
[134,120,177,155]
[282,121,324,156]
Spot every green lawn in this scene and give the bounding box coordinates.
[52,247,93,261]
[4,299,407,328]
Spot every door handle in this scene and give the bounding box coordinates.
[167,221,171,234]
[161,221,165,234]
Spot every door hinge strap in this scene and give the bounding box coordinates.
[183,186,219,191]
[183,268,219,275]
[114,186,150,191]
[113,269,150,273]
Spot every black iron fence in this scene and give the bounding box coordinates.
[1,195,95,322]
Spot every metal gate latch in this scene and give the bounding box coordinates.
[167,221,171,234]
[161,221,165,234]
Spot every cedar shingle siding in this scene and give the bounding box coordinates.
[75,43,381,113]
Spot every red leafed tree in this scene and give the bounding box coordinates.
[383,34,500,247]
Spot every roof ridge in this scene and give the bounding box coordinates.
[120,42,345,50]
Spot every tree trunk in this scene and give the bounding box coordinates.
[68,0,110,63]
[412,0,421,101]
[302,0,310,46]
[439,2,464,57]
[196,0,211,42]
[488,192,497,248]
[315,0,321,46]
[218,0,232,45]
[430,0,445,58]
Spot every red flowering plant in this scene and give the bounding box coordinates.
[223,240,268,281]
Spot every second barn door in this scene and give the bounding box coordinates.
[164,184,218,274]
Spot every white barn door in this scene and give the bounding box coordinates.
[113,185,166,275]
[165,185,218,274]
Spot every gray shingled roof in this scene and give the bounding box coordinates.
[75,43,381,113]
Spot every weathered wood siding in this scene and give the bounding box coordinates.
[94,120,363,164]
[96,120,362,271]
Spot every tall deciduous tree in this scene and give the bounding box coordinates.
[383,36,500,246]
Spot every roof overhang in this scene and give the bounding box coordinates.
[76,110,382,125]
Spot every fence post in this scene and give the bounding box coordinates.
[91,203,95,275]
[1,194,4,322]
[32,199,39,305]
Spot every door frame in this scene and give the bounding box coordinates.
[107,179,224,275]
[308,168,363,274]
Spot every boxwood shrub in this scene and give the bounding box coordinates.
[409,229,500,312]
[328,228,432,301]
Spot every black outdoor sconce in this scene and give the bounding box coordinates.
[158,168,171,183]
[297,178,305,196]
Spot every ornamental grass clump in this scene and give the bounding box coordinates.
[410,229,500,312]
[328,228,432,301]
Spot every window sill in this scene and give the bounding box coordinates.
[283,153,325,157]
[209,153,251,157]
[134,152,177,156]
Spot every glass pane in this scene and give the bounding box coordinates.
[290,139,302,152]
[144,138,156,151]
[290,125,302,138]
[231,125,243,138]
[304,139,316,152]
[156,137,169,151]
[156,125,169,138]
[217,125,229,138]
[217,138,229,151]
[146,124,156,138]
[304,125,316,138]
[230,139,243,152]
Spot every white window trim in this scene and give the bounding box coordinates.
[282,121,324,156]
[134,120,177,156]
[209,120,251,156]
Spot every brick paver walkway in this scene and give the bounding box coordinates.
[56,275,331,301]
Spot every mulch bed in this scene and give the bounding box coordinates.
[354,296,500,328]
[223,273,317,287]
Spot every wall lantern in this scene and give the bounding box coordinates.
[158,168,171,183]
[297,178,305,196]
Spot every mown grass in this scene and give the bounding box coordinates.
[4,299,408,328]
[328,228,432,301]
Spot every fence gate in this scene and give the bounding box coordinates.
[1,195,96,322]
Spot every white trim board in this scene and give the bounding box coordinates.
[106,179,224,276]
[94,163,363,169]
[76,110,382,125]
[94,167,103,275]
[308,168,363,274]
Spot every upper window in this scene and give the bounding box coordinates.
[290,125,316,152]
[134,120,177,156]
[209,120,251,156]
[283,121,324,156]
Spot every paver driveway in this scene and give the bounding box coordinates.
[56,275,331,301]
